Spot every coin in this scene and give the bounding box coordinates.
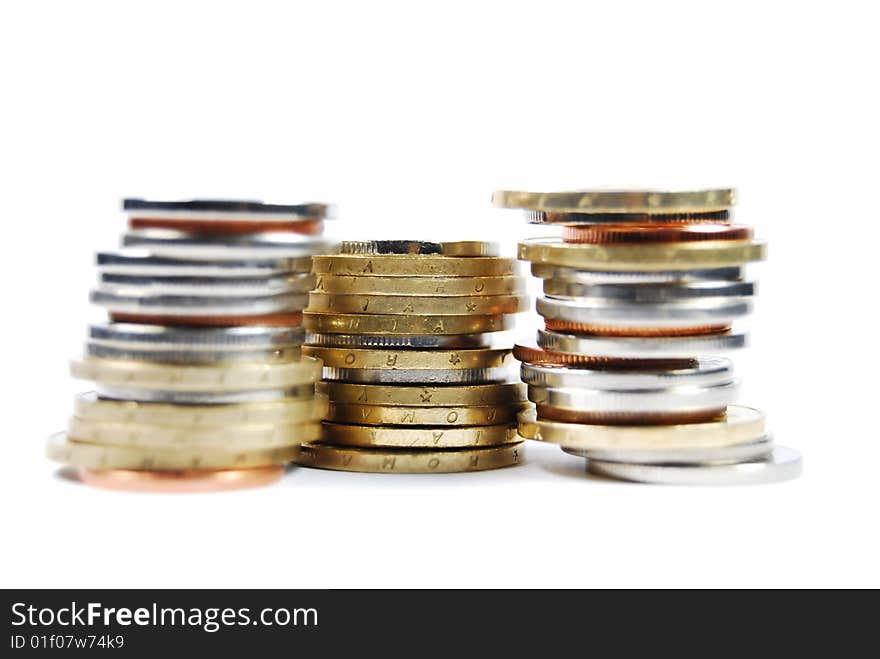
[314,274,525,296]
[586,446,802,485]
[110,311,305,327]
[71,356,323,391]
[326,403,521,426]
[536,295,752,328]
[122,229,333,259]
[97,250,314,277]
[317,382,526,406]
[492,188,735,213]
[303,346,511,369]
[322,366,511,385]
[312,255,518,277]
[542,319,730,338]
[530,264,745,284]
[528,210,732,225]
[99,272,316,296]
[94,385,316,405]
[320,422,520,448]
[294,442,524,473]
[339,240,500,257]
[564,435,774,465]
[46,432,301,470]
[129,219,325,235]
[67,417,321,449]
[85,343,300,365]
[123,198,332,220]
[520,357,733,390]
[305,332,489,349]
[77,467,284,492]
[74,391,327,425]
[517,406,765,450]
[541,279,755,302]
[306,292,529,315]
[89,323,305,350]
[91,290,309,316]
[535,328,747,359]
[519,237,766,271]
[561,224,752,244]
[513,343,695,369]
[303,312,514,335]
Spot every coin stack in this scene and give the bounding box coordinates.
[493,188,802,485]
[297,240,530,473]
[46,199,333,492]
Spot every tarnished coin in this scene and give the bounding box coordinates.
[306,292,529,316]
[326,403,521,426]
[492,188,735,213]
[304,312,513,335]
[340,240,499,257]
[322,366,511,385]
[312,255,518,277]
[317,382,526,406]
[313,274,525,296]
[303,346,512,369]
[295,442,525,473]
[320,422,520,448]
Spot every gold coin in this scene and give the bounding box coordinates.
[295,442,524,473]
[67,417,321,449]
[326,403,521,426]
[318,381,527,406]
[307,292,529,316]
[46,432,301,470]
[73,392,327,425]
[303,312,513,335]
[311,255,518,277]
[77,466,284,492]
[303,345,511,369]
[339,240,499,257]
[313,274,525,296]
[517,406,765,450]
[518,237,766,271]
[320,422,519,447]
[492,188,735,213]
[70,356,323,391]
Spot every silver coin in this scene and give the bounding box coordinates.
[542,279,755,302]
[122,229,333,259]
[527,379,739,414]
[88,323,305,350]
[536,328,747,359]
[531,264,744,284]
[85,342,300,365]
[521,357,733,390]
[94,385,314,404]
[322,366,511,385]
[99,272,315,296]
[586,446,802,485]
[96,249,310,277]
[339,240,500,256]
[563,435,775,465]
[90,289,308,316]
[123,198,332,220]
[305,332,490,349]
[536,295,753,327]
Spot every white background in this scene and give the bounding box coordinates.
[1,1,877,588]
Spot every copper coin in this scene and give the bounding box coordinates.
[561,223,753,245]
[129,217,324,235]
[110,311,304,327]
[536,405,727,426]
[77,466,284,492]
[540,210,731,224]
[543,320,732,338]
[512,344,695,370]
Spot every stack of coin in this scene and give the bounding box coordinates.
[493,188,802,485]
[46,199,333,492]
[297,240,530,473]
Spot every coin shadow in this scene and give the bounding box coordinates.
[53,467,82,484]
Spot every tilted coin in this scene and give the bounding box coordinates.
[541,279,755,302]
[71,356,323,391]
[519,238,766,271]
[123,198,332,221]
[46,432,301,470]
[563,435,774,465]
[303,346,512,369]
[122,229,333,259]
[520,357,734,390]
[89,323,305,350]
[295,442,524,473]
[99,272,316,296]
[97,250,313,277]
[306,292,529,316]
[517,406,766,450]
[85,343,301,364]
[67,417,321,449]
[305,332,489,349]
[587,446,802,485]
[536,328,747,359]
[320,422,520,448]
[317,382,526,406]
[326,403,521,426]
[74,391,327,425]
[304,312,513,335]
[536,295,752,328]
[77,466,285,492]
[322,366,511,385]
[530,264,745,284]
[492,188,735,213]
[340,240,500,257]
[311,254,518,277]
[314,274,525,296]
[91,289,309,316]
[95,385,315,405]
